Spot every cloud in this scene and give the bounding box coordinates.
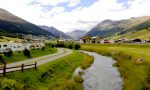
[0,0,150,33]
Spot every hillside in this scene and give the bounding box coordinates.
[86,16,150,38]
[111,29,150,40]
[39,25,71,39]
[0,8,55,37]
[67,30,87,40]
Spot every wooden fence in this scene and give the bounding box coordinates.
[0,62,37,75]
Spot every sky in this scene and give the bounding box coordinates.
[0,0,150,32]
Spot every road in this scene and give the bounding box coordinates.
[81,50,122,90]
[0,48,73,73]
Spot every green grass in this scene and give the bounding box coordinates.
[111,29,150,40]
[81,44,150,90]
[0,47,57,64]
[0,36,22,42]
[0,51,93,90]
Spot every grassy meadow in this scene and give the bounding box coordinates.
[0,51,94,90]
[111,29,150,40]
[81,44,150,90]
[0,36,22,42]
[0,46,57,64]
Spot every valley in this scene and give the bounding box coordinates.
[0,1,150,89]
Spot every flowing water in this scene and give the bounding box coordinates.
[81,51,122,90]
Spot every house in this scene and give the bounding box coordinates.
[81,36,100,44]
[92,36,101,43]
[81,36,92,44]
[30,43,45,49]
[11,42,24,52]
[0,42,11,53]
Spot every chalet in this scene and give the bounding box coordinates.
[92,36,101,43]
[80,36,100,44]
[81,36,92,44]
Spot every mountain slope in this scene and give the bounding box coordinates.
[39,25,71,39]
[67,30,87,40]
[112,29,150,40]
[86,16,150,38]
[0,8,55,37]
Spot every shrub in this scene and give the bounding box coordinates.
[57,42,65,47]
[41,47,45,51]
[4,50,13,57]
[23,49,31,57]
[0,78,23,90]
[0,54,5,63]
[68,44,73,49]
[73,76,83,83]
[74,44,81,50]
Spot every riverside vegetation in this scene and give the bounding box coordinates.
[0,43,57,64]
[81,44,150,90]
[0,50,94,90]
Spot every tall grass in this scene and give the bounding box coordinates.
[0,51,93,90]
[81,44,150,90]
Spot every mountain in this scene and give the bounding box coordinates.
[39,25,71,39]
[86,16,150,38]
[0,8,55,37]
[67,30,87,40]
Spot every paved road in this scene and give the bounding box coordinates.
[0,48,73,73]
[81,51,122,90]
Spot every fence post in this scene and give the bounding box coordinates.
[21,64,24,72]
[35,62,37,69]
[3,62,6,75]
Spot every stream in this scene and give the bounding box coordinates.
[81,51,122,90]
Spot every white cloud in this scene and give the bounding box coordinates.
[0,0,150,32]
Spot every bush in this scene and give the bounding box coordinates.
[23,49,31,57]
[57,42,65,47]
[68,44,73,49]
[4,50,13,57]
[0,54,5,63]
[74,44,81,50]
[0,78,23,90]
[41,47,45,51]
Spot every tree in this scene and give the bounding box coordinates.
[23,49,31,57]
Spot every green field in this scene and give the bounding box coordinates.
[0,36,22,42]
[81,44,150,90]
[0,51,93,90]
[0,46,57,64]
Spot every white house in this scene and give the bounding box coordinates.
[0,42,11,53]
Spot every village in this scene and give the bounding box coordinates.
[0,34,150,54]
[0,35,46,53]
[80,35,150,44]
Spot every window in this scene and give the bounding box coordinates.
[3,45,7,47]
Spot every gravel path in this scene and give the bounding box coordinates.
[81,51,122,90]
[0,48,73,73]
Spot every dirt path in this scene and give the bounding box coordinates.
[81,51,122,90]
[0,48,73,73]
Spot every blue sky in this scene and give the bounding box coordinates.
[0,0,150,32]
